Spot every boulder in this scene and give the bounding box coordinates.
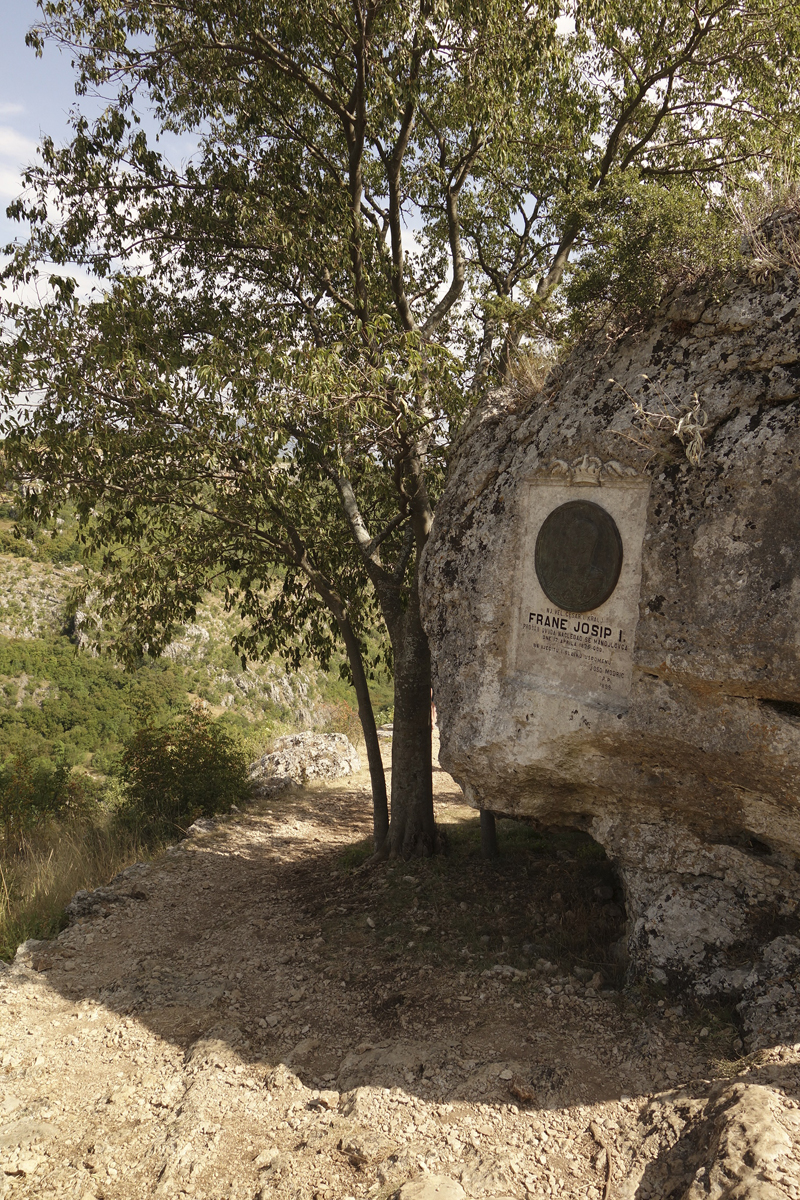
[420,264,800,1038]
[615,1081,800,1199]
[12,939,48,966]
[249,732,361,792]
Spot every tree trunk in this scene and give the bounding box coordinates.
[336,612,389,848]
[379,570,435,858]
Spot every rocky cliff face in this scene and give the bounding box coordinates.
[420,266,800,1042]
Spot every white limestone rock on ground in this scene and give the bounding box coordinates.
[249,732,361,794]
[392,1177,465,1200]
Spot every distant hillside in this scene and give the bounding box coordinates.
[0,500,392,777]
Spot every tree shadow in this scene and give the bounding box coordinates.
[15,782,800,1125]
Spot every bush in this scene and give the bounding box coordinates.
[0,634,193,774]
[120,708,251,834]
[565,181,741,334]
[320,698,362,740]
[0,752,89,851]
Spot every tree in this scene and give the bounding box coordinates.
[2,0,799,856]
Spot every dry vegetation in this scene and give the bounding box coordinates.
[0,815,160,962]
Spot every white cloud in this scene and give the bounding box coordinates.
[0,103,25,117]
[0,123,39,198]
[0,124,38,162]
[0,165,24,199]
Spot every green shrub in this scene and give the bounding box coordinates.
[0,634,192,773]
[90,743,124,775]
[0,751,89,850]
[565,181,741,334]
[120,708,251,834]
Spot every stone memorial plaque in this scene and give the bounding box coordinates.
[510,465,650,709]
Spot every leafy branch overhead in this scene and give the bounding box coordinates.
[11,2,800,357]
[2,0,800,854]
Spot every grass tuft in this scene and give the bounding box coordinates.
[339,838,373,872]
[0,815,161,961]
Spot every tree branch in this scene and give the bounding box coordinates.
[422,133,485,335]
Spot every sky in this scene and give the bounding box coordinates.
[0,0,198,263]
[0,0,83,250]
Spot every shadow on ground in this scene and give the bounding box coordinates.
[23,781,794,1113]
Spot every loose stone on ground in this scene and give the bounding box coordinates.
[1,752,799,1199]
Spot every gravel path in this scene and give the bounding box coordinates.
[2,756,800,1200]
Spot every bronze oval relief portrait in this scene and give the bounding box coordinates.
[534,499,623,613]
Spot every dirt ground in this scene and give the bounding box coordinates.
[2,744,800,1200]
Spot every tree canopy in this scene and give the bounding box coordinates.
[2,0,800,855]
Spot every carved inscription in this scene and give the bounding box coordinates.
[511,474,650,709]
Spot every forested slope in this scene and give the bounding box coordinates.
[0,498,391,782]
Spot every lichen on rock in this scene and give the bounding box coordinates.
[420,264,800,1040]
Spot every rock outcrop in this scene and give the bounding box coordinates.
[249,732,361,794]
[420,264,800,1040]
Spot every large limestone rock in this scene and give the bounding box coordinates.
[420,265,800,1041]
[249,732,361,794]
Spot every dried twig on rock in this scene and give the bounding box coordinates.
[590,1120,614,1200]
[609,374,708,466]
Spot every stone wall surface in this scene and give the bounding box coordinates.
[420,265,800,1041]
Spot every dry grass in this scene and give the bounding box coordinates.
[609,372,709,467]
[0,814,161,961]
[709,1049,767,1079]
[508,345,561,397]
[732,186,800,279]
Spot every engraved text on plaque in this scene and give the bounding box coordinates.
[511,468,650,709]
